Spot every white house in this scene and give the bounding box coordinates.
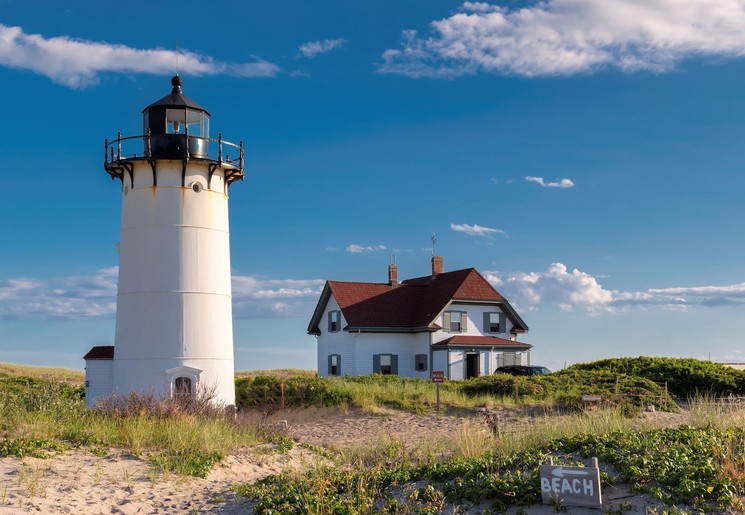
[307,257,531,380]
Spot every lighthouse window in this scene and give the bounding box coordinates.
[192,182,204,193]
[174,376,193,397]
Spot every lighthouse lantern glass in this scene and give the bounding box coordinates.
[166,108,209,137]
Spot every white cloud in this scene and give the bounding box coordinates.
[379,0,745,78]
[231,275,325,318]
[346,244,387,253]
[462,2,502,13]
[298,38,346,58]
[525,176,575,188]
[485,263,745,313]
[4,263,744,322]
[450,223,506,238]
[0,24,280,88]
[0,267,118,319]
[0,268,323,320]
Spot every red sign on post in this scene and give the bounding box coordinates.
[431,371,445,383]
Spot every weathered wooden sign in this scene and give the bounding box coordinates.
[539,457,602,508]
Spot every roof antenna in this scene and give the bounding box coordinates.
[431,233,437,257]
[390,253,397,264]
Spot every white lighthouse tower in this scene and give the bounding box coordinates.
[87,76,243,407]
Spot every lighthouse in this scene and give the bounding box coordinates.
[84,76,243,407]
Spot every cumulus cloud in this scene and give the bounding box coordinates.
[485,263,745,312]
[298,38,346,58]
[451,223,506,238]
[4,263,744,321]
[0,24,280,88]
[525,176,575,189]
[231,275,325,318]
[379,0,745,78]
[346,244,387,253]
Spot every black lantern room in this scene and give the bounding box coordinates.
[104,76,244,186]
[143,75,210,159]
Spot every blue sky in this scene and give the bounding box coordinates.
[1,0,745,372]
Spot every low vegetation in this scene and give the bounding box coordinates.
[236,422,745,513]
[235,366,679,414]
[567,357,745,398]
[0,362,84,384]
[3,354,745,515]
[0,375,264,476]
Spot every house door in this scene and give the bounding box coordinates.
[465,353,480,379]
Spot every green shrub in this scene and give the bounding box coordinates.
[567,357,745,397]
[235,374,352,409]
[460,369,677,412]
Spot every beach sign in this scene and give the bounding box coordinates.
[539,457,602,508]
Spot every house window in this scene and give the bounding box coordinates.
[380,354,392,375]
[415,354,428,372]
[444,311,467,333]
[484,312,503,333]
[328,310,341,332]
[329,354,341,376]
[374,354,398,375]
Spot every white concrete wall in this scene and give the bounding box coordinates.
[85,360,113,408]
[112,160,235,406]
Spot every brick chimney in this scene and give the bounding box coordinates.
[431,256,443,277]
[388,263,398,287]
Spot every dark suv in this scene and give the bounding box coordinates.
[494,365,551,376]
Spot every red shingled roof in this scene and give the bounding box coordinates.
[83,345,114,360]
[433,336,532,349]
[308,268,526,334]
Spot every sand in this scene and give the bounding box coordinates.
[0,407,714,514]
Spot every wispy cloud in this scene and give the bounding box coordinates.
[0,24,280,88]
[450,223,506,238]
[298,38,346,58]
[525,176,575,189]
[346,244,387,253]
[0,267,118,318]
[379,0,745,78]
[484,263,745,313]
[0,268,323,320]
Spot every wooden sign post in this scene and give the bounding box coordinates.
[431,370,444,414]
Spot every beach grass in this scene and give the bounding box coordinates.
[0,362,84,384]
